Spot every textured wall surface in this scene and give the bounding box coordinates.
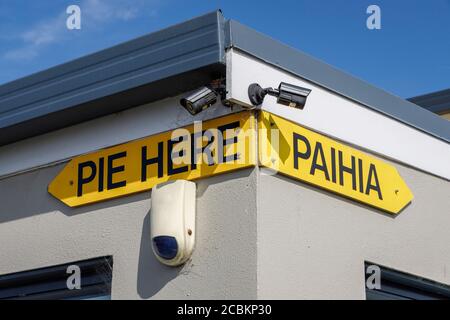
[257,159,450,299]
[0,165,257,299]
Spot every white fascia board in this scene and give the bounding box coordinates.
[227,49,450,180]
[0,95,242,179]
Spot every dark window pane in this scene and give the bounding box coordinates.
[0,256,112,300]
[365,262,450,300]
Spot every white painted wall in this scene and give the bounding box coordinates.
[227,49,450,180]
[257,159,450,299]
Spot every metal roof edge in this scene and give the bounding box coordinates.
[0,10,226,146]
[0,10,225,96]
[225,20,450,143]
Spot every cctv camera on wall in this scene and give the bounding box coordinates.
[180,87,218,115]
[248,82,312,109]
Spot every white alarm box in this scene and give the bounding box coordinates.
[150,180,196,266]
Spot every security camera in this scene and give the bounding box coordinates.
[277,82,312,109]
[180,86,217,115]
[179,79,229,115]
[248,82,311,109]
[151,180,196,266]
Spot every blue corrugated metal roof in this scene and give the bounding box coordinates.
[0,10,226,145]
[408,89,450,114]
[225,20,450,143]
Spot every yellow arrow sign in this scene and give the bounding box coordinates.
[49,112,256,207]
[49,110,412,213]
[259,111,413,214]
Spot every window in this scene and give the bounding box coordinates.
[365,262,450,300]
[0,256,113,300]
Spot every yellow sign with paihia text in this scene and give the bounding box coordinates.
[49,110,412,213]
[49,112,256,207]
[259,111,413,214]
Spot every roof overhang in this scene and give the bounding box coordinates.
[0,11,226,146]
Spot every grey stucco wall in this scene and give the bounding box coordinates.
[0,165,257,299]
[257,159,450,299]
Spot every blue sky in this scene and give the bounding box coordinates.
[0,0,449,98]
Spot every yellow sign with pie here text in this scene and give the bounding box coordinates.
[49,110,412,213]
[258,111,413,214]
[49,112,256,207]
